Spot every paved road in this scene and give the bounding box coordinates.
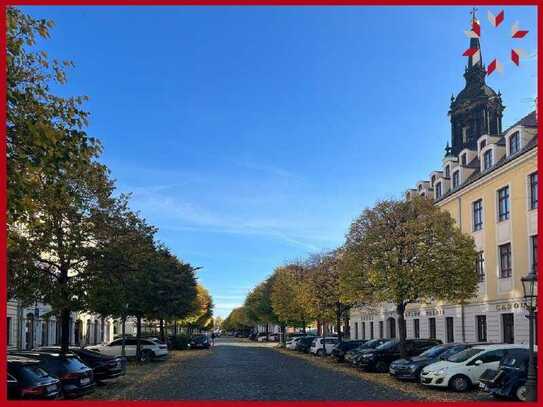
[123,337,414,400]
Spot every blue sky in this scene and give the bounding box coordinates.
[23,6,537,318]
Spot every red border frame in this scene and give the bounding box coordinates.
[0,1,540,406]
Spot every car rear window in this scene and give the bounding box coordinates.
[62,356,88,370]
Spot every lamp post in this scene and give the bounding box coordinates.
[521,269,537,402]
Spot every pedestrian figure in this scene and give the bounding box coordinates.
[211,331,215,346]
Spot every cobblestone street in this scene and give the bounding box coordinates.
[84,338,493,401]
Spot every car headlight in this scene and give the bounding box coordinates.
[436,367,448,376]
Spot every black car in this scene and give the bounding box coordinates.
[10,351,95,399]
[389,343,470,380]
[479,348,535,401]
[347,339,390,364]
[7,355,61,400]
[295,336,318,353]
[37,346,126,383]
[189,334,211,349]
[356,338,442,372]
[331,340,367,362]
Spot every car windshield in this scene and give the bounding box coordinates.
[376,340,399,351]
[440,346,467,360]
[420,345,447,358]
[447,348,483,363]
[359,339,384,349]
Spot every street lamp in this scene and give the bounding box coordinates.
[521,269,537,402]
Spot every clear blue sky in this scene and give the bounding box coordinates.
[23,6,537,318]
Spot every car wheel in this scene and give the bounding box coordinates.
[515,385,527,401]
[140,349,154,363]
[375,361,388,373]
[316,349,325,357]
[449,375,471,392]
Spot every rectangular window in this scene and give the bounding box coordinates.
[370,321,374,339]
[476,315,487,342]
[479,139,487,150]
[379,321,384,339]
[483,150,493,170]
[509,132,520,155]
[499,243,512,278]
[446,317,454,343]
[461,153,467,165]
[445,165,450,179]
[428,318,436,339]
[531,235,538,273]
[361,321,366,340]
[354,322,359,340]
[502,313,514,344]
[473,199,483,231]
[435,182,442,199]
[497,186,510,221]
[452,171,460,189]
[476,251,485,282]
[413,319,420,339]
[529,172,538,210]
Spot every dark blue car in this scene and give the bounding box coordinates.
[479,348,535,401]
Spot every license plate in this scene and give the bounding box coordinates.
[46,384,57,392]
[80,377,91,385]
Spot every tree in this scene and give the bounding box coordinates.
[223,307,253,333]
[344,196,478,357]
[301,253,352,348]
[245,277,278,339]
[7,7,115,353]
[177,284,211,335]
[270,263,313,332]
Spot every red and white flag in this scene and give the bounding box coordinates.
[487,10,504,27]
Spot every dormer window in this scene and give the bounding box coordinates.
[483,150,493,170]
[431,175,436,186]
[461,153,467,165]
[509,132,520,155]
[435,182,442,199]
[479,139,487,150]
[445,165,450,179]
[452,171,460,189]
[418,184,423,191]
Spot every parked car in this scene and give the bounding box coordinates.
[357,338,442,372]
[389,343,470,380]
[36,346,126,383]
[10,351,95,399]
[309,337,340,356]
[286,337,303,350]
[189,334,211,349]
[331,340,367,362]
[295,336,320,353]
[479,348,535,401]
[256,333,271,342]
[346,339,389,364]
[421,344,528,392]
[86,337,168,361]
[7,355,61,400]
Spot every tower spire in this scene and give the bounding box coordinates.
[467,7,482,69]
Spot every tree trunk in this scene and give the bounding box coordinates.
[336,302,343,343]
[121,316,127,357]
[397,303,407,358]
[159,319,165,343]
[317,320,322,336]
[266,323,269,341]
[136,316,142,362]
[173,321,178,336]
[60,307,71,354]
[302,319,306,334]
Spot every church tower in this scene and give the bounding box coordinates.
[448,10,505,156]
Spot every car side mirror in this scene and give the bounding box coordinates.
[474,359,483,366]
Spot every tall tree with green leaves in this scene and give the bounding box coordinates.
[270,263,313,332]
[344,196,478,358]
[245,277,278,339]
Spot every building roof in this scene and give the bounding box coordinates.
[435,110,537,203]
